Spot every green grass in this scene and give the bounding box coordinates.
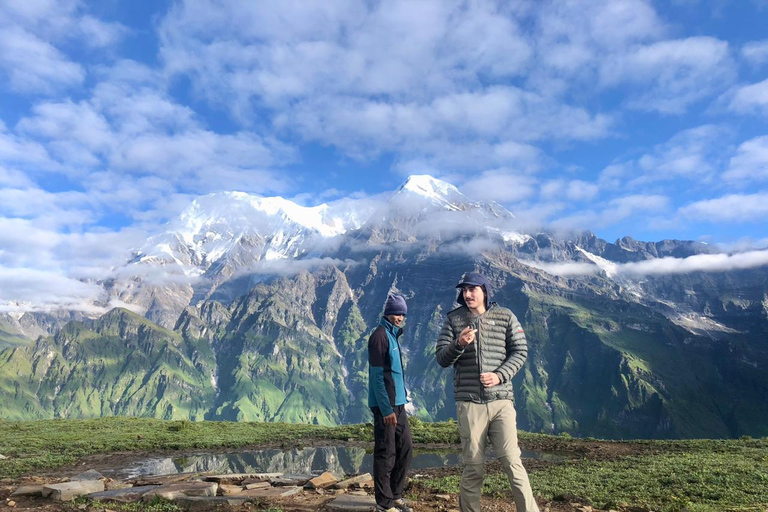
[0,417,373,479]
[72,496,182,512]
[3,418,767,512]
[423,437,768,512]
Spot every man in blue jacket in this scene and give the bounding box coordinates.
[368,294,413,512]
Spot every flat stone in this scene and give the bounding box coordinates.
[334,474,373,490]
[174,496,251,510]
[142,481,218,501]
[132,472,202,486]
[241,486,302,498]
[88,485,159,502]
[0,454,7,460]
[6,501,15,508]
[270,474,313,486]
[72,469,104,481]
[44,481,105,501]
[104,481,134,491]
[348,490,369,496]
[436,494,452,501]
[305,471,339,489]
[218,484,244,496]
[11,485,45,497]
[326,494,377,512]
[351,477,374,489]
[244,481,271,490]
[205,473,283,484]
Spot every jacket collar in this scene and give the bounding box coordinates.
[380,317,403,338]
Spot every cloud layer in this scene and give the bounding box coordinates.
[0,0,767,311]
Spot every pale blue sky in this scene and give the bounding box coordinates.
[1,0,768,308]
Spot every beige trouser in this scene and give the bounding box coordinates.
[456,400,539,512]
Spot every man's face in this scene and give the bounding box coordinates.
[462,285,485,310]
[387,314,405,327]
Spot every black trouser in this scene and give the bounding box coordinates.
[372,405,413,508]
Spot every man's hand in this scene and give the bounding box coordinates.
[480,372,501,387]
[383,412,397,426]
[458,326,477,347]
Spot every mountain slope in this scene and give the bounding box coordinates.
[2,175,767,438]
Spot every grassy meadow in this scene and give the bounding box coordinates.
[0,417,766,512]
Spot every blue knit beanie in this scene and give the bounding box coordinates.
[384,294,407,316]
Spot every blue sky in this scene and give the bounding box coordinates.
[1,0,768,309]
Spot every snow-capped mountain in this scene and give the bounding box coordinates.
[4,174,768,439]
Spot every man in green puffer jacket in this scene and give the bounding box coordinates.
[435,272,539,512]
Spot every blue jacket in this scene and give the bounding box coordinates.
[367,317,407,416]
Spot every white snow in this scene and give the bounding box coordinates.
[501,231,531,245]
[400,174,462,201]
[575,246,619,278]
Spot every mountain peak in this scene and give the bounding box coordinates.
[398,174,462,199]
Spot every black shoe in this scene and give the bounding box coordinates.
[393,498,414,512]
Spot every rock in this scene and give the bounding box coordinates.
[43,480,105,501]
[244,481,270,490]
[174,496,251,510]
[241,486,302,498]
[305,471,339,489]
[132,472,202,486]
[335,473,373,489]
[218,484,243,496]
[326,494,377,512]
[6,501,16,508]
[72,469,104,481]
[0,454,7,460]
[88,485,160,502]
[349,490,369,496]
[104,480,134,491]
[436,494,452,501]
[270,474,313,486]
[355,477,374,489]
[77,505,87,510]
[11,485,45,496]
[142,481,218,501]
[205,473,282,484]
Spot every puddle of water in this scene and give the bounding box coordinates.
[115,446,565,479]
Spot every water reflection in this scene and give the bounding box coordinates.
[119,446,563,479]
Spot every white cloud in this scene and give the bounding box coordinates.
[619,250,768,275]
[461,170,538,204]
[728,79,768,115]
[742,39,768,66]
[0,166,35,187]
[158,0,615,171]
[526,250,768,277]
[601,37,735,114]
[541,179,600,202]
[0,266,104,313]
[0,26,84,93]
[681,192,768,222]
[723,136,768,183]
[550,194,669,231]
[635,125,728,182]
[0,187,94,229]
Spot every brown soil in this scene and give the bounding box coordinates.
[0,438,648,512]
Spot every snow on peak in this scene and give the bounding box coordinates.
[175,191,355,239]
[399,175,462,200]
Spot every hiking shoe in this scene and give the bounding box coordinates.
[394,498,414,512]
[376,506,398,512]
